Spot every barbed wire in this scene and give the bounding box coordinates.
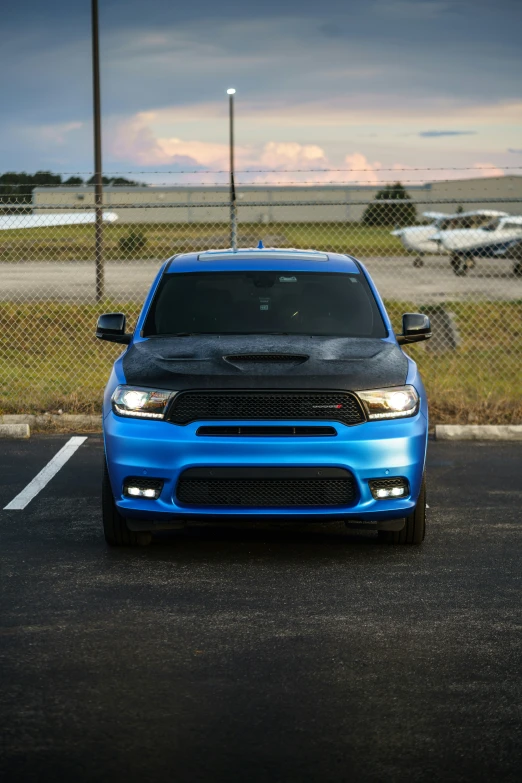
[8,180,522,189]
[3,166,521,177]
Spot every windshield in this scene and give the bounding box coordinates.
[438,214,498,230]
[143,271,387,338]
[482,218,502,231]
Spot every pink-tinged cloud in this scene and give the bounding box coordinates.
[471,163,505,178]
[111,112,232,167]
[110,114,337,175]
[109,113,506,185]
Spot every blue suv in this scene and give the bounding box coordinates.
[97,248,431,547]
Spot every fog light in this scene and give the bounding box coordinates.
[369,477,409,500]
[123,478,164,499]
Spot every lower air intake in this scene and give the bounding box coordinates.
[176,467,356,507]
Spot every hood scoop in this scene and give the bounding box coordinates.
[223,353,304,369]
[224,353,309,372]
[224,354,308,363]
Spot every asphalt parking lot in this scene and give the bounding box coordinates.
[1,436,521,782]
[1,254,520,303]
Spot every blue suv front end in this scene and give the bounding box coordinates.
[98,249,430,543]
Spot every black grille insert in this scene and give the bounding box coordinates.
[368,477,409,491]
[176,467,356,507]
[168,391,365,426]
[196,426,336,437]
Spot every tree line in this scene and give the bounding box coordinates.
[0,171,144,204]
[0,171,417,227]
[361,183,416,227]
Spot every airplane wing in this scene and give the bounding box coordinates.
[422,211,448,220]
[0,212,118,230]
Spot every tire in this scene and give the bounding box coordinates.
[413,256,424,268]
[102,461,151,547]
[450,254,469,276]
[378,474,426,545]
[514,263,522,278]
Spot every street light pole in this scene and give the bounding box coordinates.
[91,0,104,302]
[227,88,237,251]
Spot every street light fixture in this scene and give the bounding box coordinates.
[227,88,237,250]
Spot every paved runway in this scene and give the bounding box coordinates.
[1,255,520,303]
[1,437,521,782]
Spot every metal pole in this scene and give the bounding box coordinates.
[228,89,237,250]
[92,0,104,301]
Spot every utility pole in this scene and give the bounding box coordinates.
[92,0,104,301]
[227,88,237,251]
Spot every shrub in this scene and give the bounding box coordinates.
[362,182,416,227]
[119,230,147,256]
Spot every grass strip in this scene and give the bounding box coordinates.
[0,300,521,423]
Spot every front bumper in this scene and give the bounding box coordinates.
[104,410,428,526]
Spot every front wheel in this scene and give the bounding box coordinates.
[513,262,522,278]
[378,475,426,545]
[450,255,469,276]
[102,461,151,547]
[413,256,424,268]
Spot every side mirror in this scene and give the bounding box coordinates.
[396,313,431,345]
[96,313,133,345]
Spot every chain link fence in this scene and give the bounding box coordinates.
[1,176,521,423]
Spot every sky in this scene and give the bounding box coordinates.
[2,0,522,184]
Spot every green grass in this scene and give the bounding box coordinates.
[1,300,521,423]
[0,222,406,261]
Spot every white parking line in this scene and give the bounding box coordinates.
[3,436,88,511]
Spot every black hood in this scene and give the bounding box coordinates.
[122,335,408,391]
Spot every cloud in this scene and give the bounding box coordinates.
[106,111,510,187]
[110,111,236,169]
[419,130,477,138]
[470,163,505,177]
[340,154,382,185]
[508,148,522,154]
[110,115,334,181]
[2,3,522,176]
[36,121,83,145]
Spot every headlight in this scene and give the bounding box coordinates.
[357,385,419,420]
[111,386,175,419]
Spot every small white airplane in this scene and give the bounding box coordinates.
[391,210,508,267]
[0,211,118,230]
[492,238,522,277]
[437,215,522,274]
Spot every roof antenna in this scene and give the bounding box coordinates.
[257,240,265,249]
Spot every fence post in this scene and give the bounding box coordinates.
[228,89,237,250]
[91,0,104,302]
